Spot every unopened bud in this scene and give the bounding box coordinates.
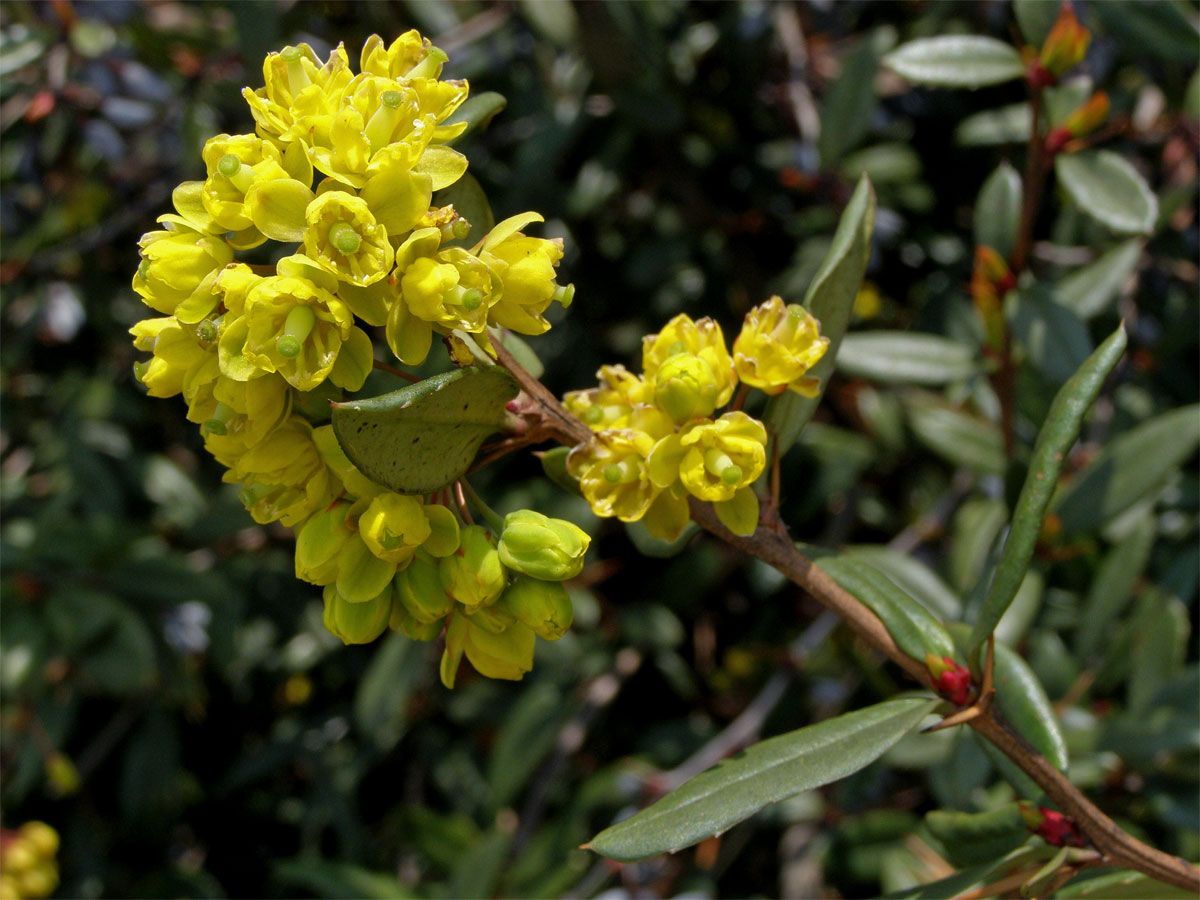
[654,353,719,423]
[498,510,591,581]
[439,525,506,612]
[322,584,391,645]
[500,575,574,640]
[395,551,454,624]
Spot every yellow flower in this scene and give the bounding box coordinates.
[191,372,292,466]
[567,428,660,523]
[733,296,829,396]
[201,134,312,243]
[394,550,455,624]
[222,274,362,391]
[132,221,233,323]
[564,364,653,431]
[478,214,574,335]
[294,501,354,585]
[242,43,353,148]
[358,492,431,566]
[129,317,212,399]
[225,416,338,527]
[361,31,446,81]
[643,313,736,407]
[303,191,394,286]
[647,411,766,502]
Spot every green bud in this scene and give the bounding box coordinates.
[389,601,443,642]
[439,525,506,612]
[539,446,582,497]
[497,509,591,581]
[654,353,719,423]
[499,575,573,640]
[323,584,390,645]
[395,551,454,624]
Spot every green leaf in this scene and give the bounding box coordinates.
[1091,0,1200,63]
[1055,151,1159,236]
[955,103,1031,146]
[1127,589,1189,715]
[925,805,1029,867]
[883,846,1046,899]
[1056,869,1200,899]
[840,546,962,620]
[817,556,957,662]
[904,393,1005,475]
[949,497,1009,595]
[331,366,520,494]
[586,696,937,861]
[967,325,1127,658]
[1073,512,1154,661]
[353,633,425,752]
[884,37,1025,89]
[1013,0,1060,46]
[974,162,1023,261]
[1053,403,1200,535]
[434,172,495,248]
[624,519,700,558]
[1044,77,1094,130]
[273,859,412,899]
[444,91,508,145]
[765,176,876,454]
[487,681,567,808]
[836,332,981,385]
[1009,285,1094,385]
[818,32,884,168]
[1053,240,1143,320]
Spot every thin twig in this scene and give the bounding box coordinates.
[372,358,421,383]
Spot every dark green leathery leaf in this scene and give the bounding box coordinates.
[332,366,519,494]
[967,325,1126,659]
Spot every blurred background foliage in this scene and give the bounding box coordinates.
[0,1,1196,897]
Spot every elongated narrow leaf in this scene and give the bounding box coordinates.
[1073,512,1154,661]
[884,846,1047,900]
[1053,402,1200,534]
[904,393,1006,475]
[925,805,1029,867]
[1054,240,1143,319]
[841,546,962,620]
[818,556,957,662]
[1127,589,1189,715]
[332,366,519,494]
[967,326,1127,658]
[1056,151,1158,235]
[975,161,1022,260]
[1056,869,1200,899]
[766,176,876,453]
[837,332,981,385]
[819,33,884,168]
[955,103,1031,146]
[884,37,1025,89]
[586,697,937,861]
[1009,285,1093,385]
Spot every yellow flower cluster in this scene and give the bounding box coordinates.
[129,32,576,681]
[564,299,828,538]
[0,822,58,900]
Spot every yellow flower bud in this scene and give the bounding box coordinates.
[497,510,591,581]
[642,313,736,408]
[242,43,352,148]
[323,583,391,645]
[17,823,58,860]
[441,612,535,688]
[395,550,454,624]
[225,417,337,527]
[499,575,573,640]
[439,525,506,613]
[359,492,431,565]
[129,317,211,400]
[733,297,829,397]
[294,502,354,585]
[480,223,572,335]
[653,352,721,423]
[132,224,232,322]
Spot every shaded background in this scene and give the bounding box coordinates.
[1,1,1196,897]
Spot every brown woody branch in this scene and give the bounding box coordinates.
[491,339,1200,894]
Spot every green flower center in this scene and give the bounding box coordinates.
[328,222,362,255]
[276,304,317,359]
[704,448,742,485]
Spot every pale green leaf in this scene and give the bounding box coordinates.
[1053,240,1143,319]
[975,161,1022,260]
[884,37,1025,89]
[587,697,938,861]
[904,393,1005,475]
[955,103,1031,146]
[837,332,981,385]
[1055,151,1158,235]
